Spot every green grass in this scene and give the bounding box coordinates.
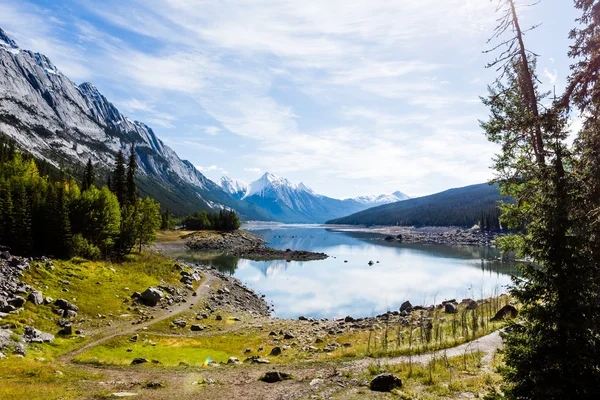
[0,358,102,400]
[334,351,502,399]
[328,297,510,360]
[73,331,270,366]
[1,251,195,359]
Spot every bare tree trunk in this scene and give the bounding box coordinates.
[508,0,546,166]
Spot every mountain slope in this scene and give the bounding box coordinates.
[0,26,266,218]
[239,172,407,223]
[327,183,510,227]
[217,176,248,199]
[351,190,410,206]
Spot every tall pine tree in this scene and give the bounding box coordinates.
[112,149,126,206]
[483,1,600,397]
[126,143,137,206]
[82,158,96,192]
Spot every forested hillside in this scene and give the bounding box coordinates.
[0,138,162,258]
[326,183,509,229]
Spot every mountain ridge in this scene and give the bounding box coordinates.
[0,26,270,218]
[327,183,509,228]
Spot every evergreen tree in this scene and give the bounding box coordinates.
[0,180,13,246]
[10,179,33,254]
[55,183,73,258]
[82,158,96,192]
[112,149,126,206]
[483,1,600,397]
[125,143,137,206]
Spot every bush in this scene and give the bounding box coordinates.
[71,234,101,260]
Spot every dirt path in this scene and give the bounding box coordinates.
[348,330,502,370]
[59,273,218,362]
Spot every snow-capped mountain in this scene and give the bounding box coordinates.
[236,172,409,223]
[0,26,270,218]
[351,191,410,206]
[217,176,248,199]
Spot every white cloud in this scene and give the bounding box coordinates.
[203,126,221,136]
[3,0,517,197]
[119,98,155,113]
[194,164,228,174]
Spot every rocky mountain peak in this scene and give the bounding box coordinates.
[0,27,18,49]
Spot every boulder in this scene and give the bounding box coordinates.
[444,303,458,314]
[8,296,26,308]
[466,300,478,310]
[131,358,149,365]
[400,301,412,312]
[55,299,78,312]
[190,324,205,332]
[283,332,295,339]
[298,316,308,321]
[270,346,282,356]
[370,373,402,392]
[227,357,242,365]
[384,236,395,241]
[13,343,26,356]
[43,297,53,305]
[260,371,291,383]
[28,291,43,306]
[130,334,139,342]
[172,320,187,328]
[491,304,518,322]
[64,310,78,319]
[59,324,72,335]
[140,287,163,307]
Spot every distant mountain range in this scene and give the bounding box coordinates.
[0,26,409,224]
[217,172,409,223]
[327,183,510,228]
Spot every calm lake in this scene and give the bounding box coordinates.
[164,224,518,319]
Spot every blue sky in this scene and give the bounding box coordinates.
[0,0,579,198]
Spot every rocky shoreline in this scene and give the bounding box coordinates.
[186,230,329,261]
[329,225,506,247]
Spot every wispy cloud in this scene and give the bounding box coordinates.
[195,164,228,174]
[4,0,568,197]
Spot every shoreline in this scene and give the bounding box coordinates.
[325,224,506,246]
[184,229,329,261]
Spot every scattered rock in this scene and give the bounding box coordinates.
[130,334,139,342]
[143,381,164,389]
[227,357,242,365]
[8,296,26,308]
[270,346,282,356]
[491,304,518,321]
[191,324,206,332]
[445,303,458,314]
[55,298,78,312]
[131,358,149,365]
[400,301,413,312]
[260,371,291,383]
[28,291,43,305]
[13,343,26,356]
[140,287,163,307]
[370,373,402,392]
[172,320,187,328]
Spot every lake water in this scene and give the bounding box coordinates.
[165,224,518,319]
